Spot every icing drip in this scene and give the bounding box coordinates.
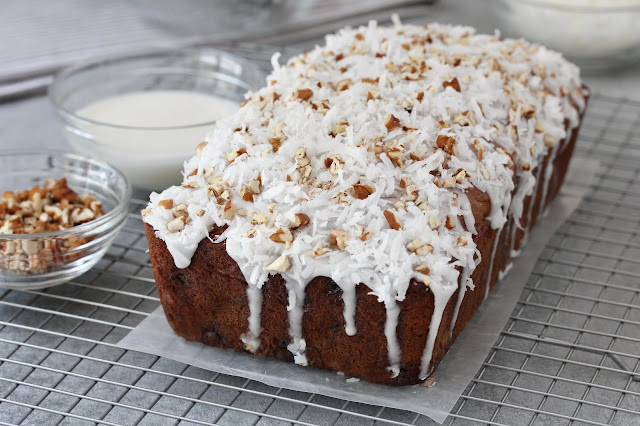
[242,285,263,352]
[509,214,522,258]
[521,161,547,248]
[483,226,504,300]
[339,280,358,336]
[449,266,471,338]
[384,299,401,378]
[419,281,457,379]
[285,278,308,365]
[498,262,513,280]
[539,141,561,217]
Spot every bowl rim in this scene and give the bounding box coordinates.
[501,0,640,12]
[0,150,132,240]
[48,46,266,131]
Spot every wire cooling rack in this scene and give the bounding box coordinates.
[1,45,640,425]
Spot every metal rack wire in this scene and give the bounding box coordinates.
[1,46,640,425]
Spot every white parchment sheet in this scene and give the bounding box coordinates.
[118,158,597,424]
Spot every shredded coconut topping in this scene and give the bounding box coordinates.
[143,21,586,377]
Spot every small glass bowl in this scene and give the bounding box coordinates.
[0,151,131,290]
[49,48,267,191]
[492,0,640,73]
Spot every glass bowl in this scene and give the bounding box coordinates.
[491,0,640,73]
[49,48,267,191]
[0,151,131,290]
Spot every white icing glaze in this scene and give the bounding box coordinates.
[385,299,401,378]
[483,226,504,300]
[498,262,514,280]
[419,279,457,379]
[142,20,586,380]
[242,285,263,352]
[539,138,561,217]
[449,266,471,338]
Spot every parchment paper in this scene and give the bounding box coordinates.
[118,158,598,424]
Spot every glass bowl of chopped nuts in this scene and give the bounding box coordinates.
[0,151,131,289]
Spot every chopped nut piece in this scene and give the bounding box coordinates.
[383,210,401,230]
[182,180,199,189]
[196,209,206,217]
[272,123,286,138]
[455,169,466,184]
[195,141,208,154]
[336,79,352,91]
[445,215,456,229]
[324,155,343,174]
[295,147,310,167]
[457,236,468,247]
[240,186,254,202]
[436,135,457,156]
[423,377,436,387]
[226,148,247,163]
[393,200,406,210]
[352,184,374,200]
[429,215,442,229]
[481,167,490,180]
[367,87,380,101]
[443,177,456,188]
[252,212,269,225]
[330,229,350,250]
[520,104,536,119]
[265,255,290,273]
[268,137,282,152]
[223,201,234,220]
[246,179,261,194]
[442,77,461,92]
[291,213,310,229]
[543,133,556,147]
[386,149,403,168]
[532,63,546,78]
[167,217,185,232]
[172,203,188,218]
[407,240,434,256]
[157,199,173,209]
[360,230,372,241]
[269,228,294,244]
[404,184,419,201]
[310,247,331,257]
[330,121,349,137]
[295,88,314,101]
[452,110,476,126]
[384,114,401,131]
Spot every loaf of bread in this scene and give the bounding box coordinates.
[142,21,588,385]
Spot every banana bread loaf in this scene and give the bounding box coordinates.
[142,21,588,385]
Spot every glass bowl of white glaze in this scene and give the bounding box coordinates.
[49,48,267,191]
[492,0,640,72]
